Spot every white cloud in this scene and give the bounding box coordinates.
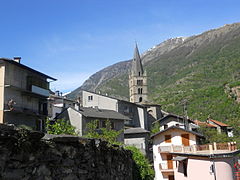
[50,72,92,93]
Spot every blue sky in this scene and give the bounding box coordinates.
[0,0,239,93]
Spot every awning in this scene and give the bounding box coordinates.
[172,156,188,161]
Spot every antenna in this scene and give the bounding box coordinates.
[181,99,188,130]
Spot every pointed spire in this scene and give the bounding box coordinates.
[131,43,144,76]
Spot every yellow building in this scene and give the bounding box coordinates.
[0,57,56,130]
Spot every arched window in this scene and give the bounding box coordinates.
[140,88,143,94]
[139,72,141,76]
[138,88,141,94]
[139,97,142,102]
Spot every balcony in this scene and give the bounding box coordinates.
[4,104,47,117]
[31,85,49,97]
[159,162,174,173]
[158,142,238,155]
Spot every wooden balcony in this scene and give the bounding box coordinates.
[158,142,238,154]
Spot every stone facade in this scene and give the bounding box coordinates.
[129,45,148,104]
[0,124,138,180]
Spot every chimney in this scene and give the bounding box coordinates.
[13,57,21,63]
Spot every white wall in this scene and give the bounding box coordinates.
[174,157,235,180]
[152,128,197,180]
[67,108,83,136]
[137,107,145,129]
[124,137,146,155]
[82,91,118,111]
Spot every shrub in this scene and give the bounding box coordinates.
[46,118,77,135]
[125,146,154,180]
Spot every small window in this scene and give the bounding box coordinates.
[111,122,115,129]
[139,72,141,76]
[102,120,106,128]
[139,97,142,102]
[88,95,93,101]
[164,124,168,129]
[137,80,143,85]
[165,135,171,143]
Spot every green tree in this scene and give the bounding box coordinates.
[46,118,77,135]
[198,125,232,144]
[84,119,123,145]
[125,146,154,180]
[151,122,160,135]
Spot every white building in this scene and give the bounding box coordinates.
[151,126,203,180]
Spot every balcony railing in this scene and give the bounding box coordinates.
[159,162,174,172]
[158,142,238,154]
[4,104,46,116]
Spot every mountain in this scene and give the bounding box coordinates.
[68,23,240,128]
[68,37,186,100]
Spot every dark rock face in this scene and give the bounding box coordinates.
[0,125,136,180]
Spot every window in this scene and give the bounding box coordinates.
[139,97,142,102]
[138,72,141,76]
[102,120,106,128]
[88,95,93,101]
[138,88,143,94]
[137,80,143,85]
[111,122,115,129]
[165,135,171,143]
[164,124,168,129]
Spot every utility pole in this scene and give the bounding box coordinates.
[181,99,188,130]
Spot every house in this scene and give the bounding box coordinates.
[153,114,199,132]
[82,90,149,130]
[48,91,78,120]
[55,106,130,142]
[151,126,204,180]
[0,57,56,131]
[171,143,239,180]
[207,118,233,137]
[124,127,150,156]
[193,119,218,129]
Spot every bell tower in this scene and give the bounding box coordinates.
[129,44,148,103]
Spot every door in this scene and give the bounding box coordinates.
[181,134,190,146]
[167,155,173,169]
[168,175,175,180]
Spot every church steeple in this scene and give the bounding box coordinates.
[129,44,148,104]
[132,44,144,76]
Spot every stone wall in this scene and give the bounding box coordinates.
[0,124,137,180]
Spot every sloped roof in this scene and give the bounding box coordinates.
[151,126,204,139]
[72,107,131,121]
[131,44,144,76]
[0,58,56,80]
[153,113,194,124]
[124,127,149,134]
[208,119,229,127]
[194,120,217,128]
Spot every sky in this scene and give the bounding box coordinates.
[0,0,240,93]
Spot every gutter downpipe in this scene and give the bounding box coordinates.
[210,154,217,180]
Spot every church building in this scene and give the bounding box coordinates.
[129,44,148,104]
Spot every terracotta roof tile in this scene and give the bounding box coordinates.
[208,119,229,127]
